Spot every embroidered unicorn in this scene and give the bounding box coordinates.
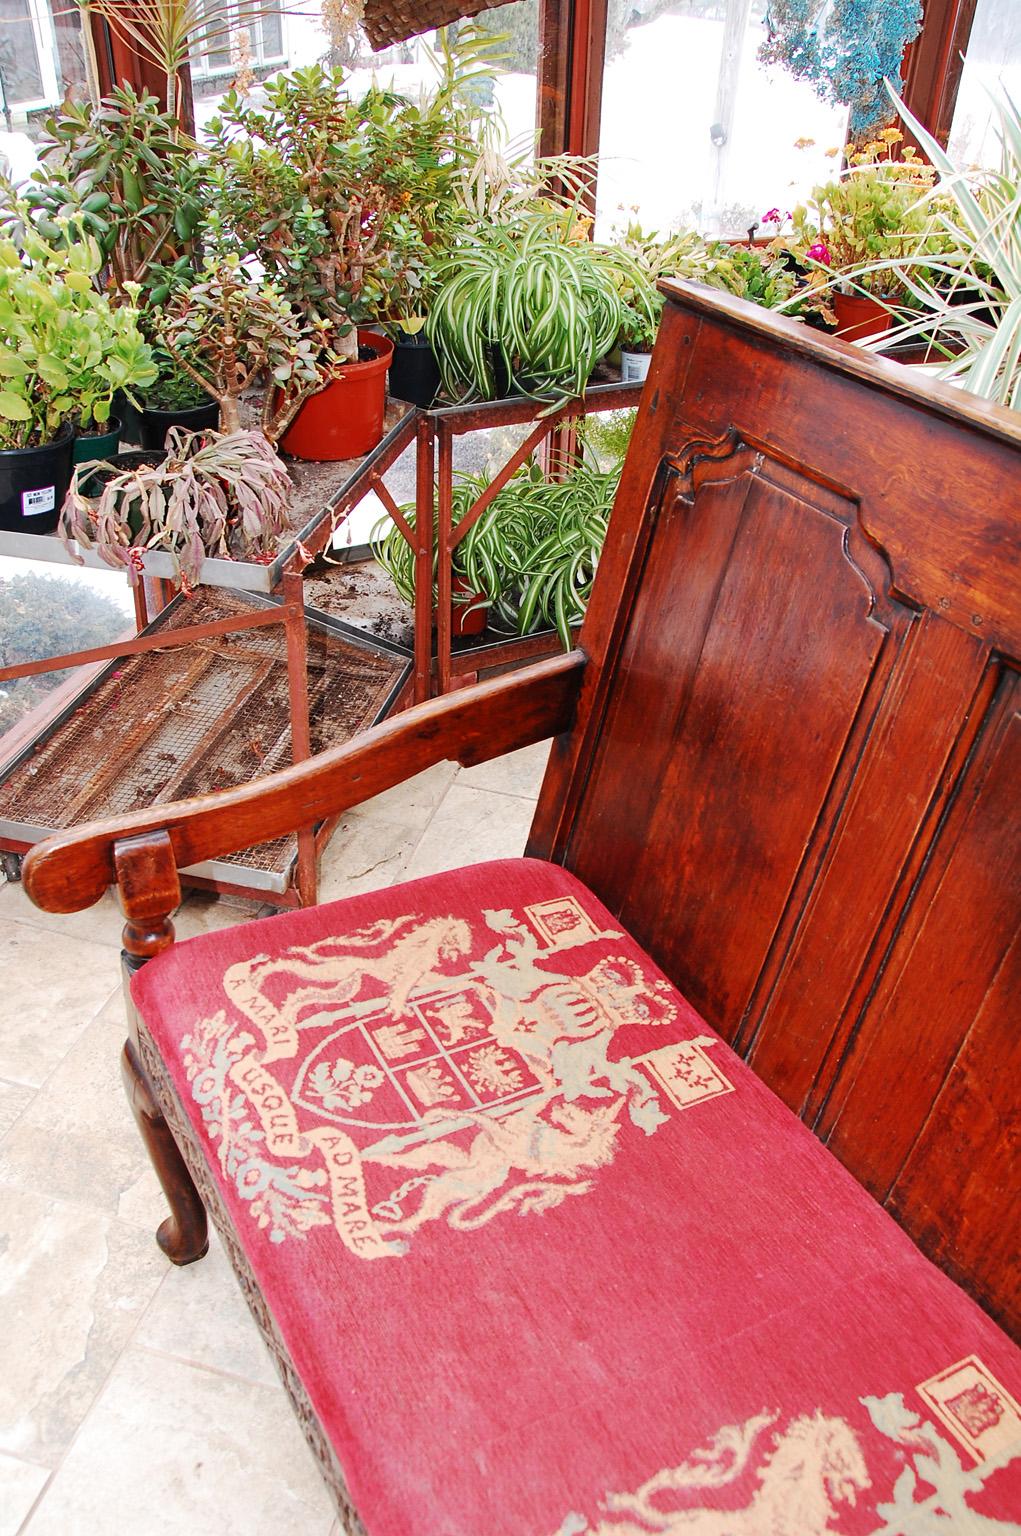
[557,1411,870,1536]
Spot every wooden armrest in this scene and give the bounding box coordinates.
[22,650,586,916]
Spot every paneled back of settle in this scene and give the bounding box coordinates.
[530,281,1021,1335]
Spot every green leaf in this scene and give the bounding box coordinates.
[0,391,32,421]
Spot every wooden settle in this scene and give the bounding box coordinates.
[23,282,1021,1348]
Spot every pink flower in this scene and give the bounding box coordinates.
[806,240,831,264]
[762,207,782,224]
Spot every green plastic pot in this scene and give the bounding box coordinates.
[73,417,122,466]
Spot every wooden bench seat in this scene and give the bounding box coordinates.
[129,856,1021,1532]
[22,284,1021,1529]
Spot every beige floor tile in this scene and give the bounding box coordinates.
[0,1080,34,1141]
[0,922,119,1088]
[0,880,124,951]
[0,1185,167,1467]
[317,809,419,904]
[456,738,551,799]
[0,995,160,1224]
[21,1348,336,1536]
[171,890,266,941]
[403,782,537,882]
[353,759,458,827]
[134,1228,276,1388]
[0,1453,49,1536]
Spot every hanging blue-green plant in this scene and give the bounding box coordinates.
[759,0,923,138]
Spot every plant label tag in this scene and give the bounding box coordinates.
[22,486,55,517]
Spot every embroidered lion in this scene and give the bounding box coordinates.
[559,1411,870,1536]
[227,914,475,1025]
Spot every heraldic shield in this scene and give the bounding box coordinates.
[291,982,546,1133]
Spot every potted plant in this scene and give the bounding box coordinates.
[134,349,221,449]
[153,255,326,447]
[203,68,453,458]
[771,130,942,339]
[0,220,156,535]
[60,426,291,589]
[604,225,715,381]
[16,85,205,303]
[372,457,619,650]
[701,241,802,310]
[427,210,624,406]
[847,88,1021,408]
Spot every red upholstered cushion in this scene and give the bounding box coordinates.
[132,858,1021,1534]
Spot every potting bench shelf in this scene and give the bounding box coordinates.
[0,405,418,906]
[0,402,417,594]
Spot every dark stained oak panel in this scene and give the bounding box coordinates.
[745,613,989,1116]
[530,287,1020,1333]
[888,925,1021,1338]
[568,450,891,1044]
[821,675,1021,1206]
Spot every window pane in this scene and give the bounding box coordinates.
[595,0,849,240]
[949,0,1021,168]
[0,0,46,105]
[191,0,538,144]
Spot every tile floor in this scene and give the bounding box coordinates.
[0,742,549,1536]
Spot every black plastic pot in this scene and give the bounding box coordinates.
[77,449,163,504]
[139,398,219,450]
[73,417,122,466]
[389,336,441,407]
[0,422,76,535]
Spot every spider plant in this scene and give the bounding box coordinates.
[372,458,619,650]
[836,87,1021,409]
[427,212,624,407]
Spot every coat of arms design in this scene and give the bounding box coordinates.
[181,894,734,1259]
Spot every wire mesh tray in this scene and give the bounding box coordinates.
[0,589,410,893]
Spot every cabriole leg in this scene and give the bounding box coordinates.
[121,1037,208,1266]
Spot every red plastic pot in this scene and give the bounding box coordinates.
[451,576,488,637]
[280,330,394,461]
[833,292,892,343]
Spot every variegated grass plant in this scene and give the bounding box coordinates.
[850,88,1021,411]
[60,427,290,589]
[426,212,628,407]
[372,457,619,650]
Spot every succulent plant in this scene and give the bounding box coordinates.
[60,427,291,588]
[0,217,156,450]
[154,256,326,443]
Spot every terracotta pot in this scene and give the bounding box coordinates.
[281,330,394,461]
[833,292,892,343]
[451,575,488,637]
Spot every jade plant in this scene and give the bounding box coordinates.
[0,220,156,450]
[60,426,291,588]
[154,257,326,443]
[427,211,624,406]
[8,85,206,304]
[373,458,619,649]
[204,67,448,362]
